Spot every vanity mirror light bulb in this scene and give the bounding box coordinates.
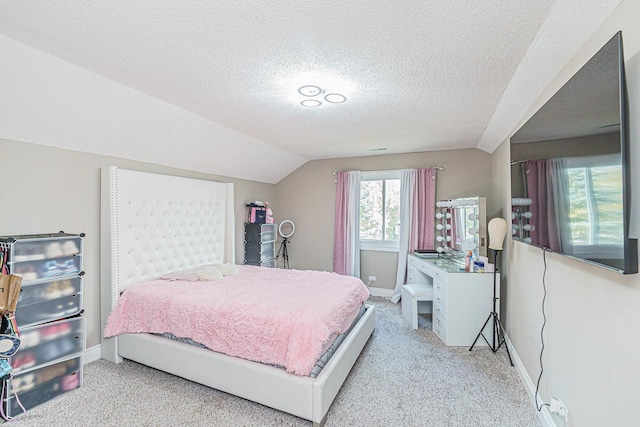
[512,227,517,235]
[468,228,476,235]
[522,211,533,219]
[436,212,443,219]
[436,246,444,253]
[436,201,443,207]
[445,224,451,230]
[436,224,444,230]
[468,214,476,221]
[445,212,452,219]
[523,237,533,244]
[523,224,535,231]
[445,235,452,242]
[511,212,516,220]
[512,198,533,206]
[436,235,444,242]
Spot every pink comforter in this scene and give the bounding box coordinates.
[104,265,370,376]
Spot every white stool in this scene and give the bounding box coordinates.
[402,283,434,329]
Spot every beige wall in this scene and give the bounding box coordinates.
[274,149,493,289]
[493,1,640,426]
[0,138,277,349]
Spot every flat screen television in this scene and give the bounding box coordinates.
[510,31,638,274]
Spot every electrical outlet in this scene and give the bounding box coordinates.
[550,397,568,422]
[368,276,376,282]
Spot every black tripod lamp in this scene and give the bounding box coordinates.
[469,217,514,366]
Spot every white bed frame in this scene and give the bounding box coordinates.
[99,167,375,426]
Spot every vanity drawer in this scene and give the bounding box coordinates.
[10,317,86,374]
[408,255,419,268]
[433,299,447,321]
[6,357,82,417]
[433,311,447,332]
[433,291,447,310]
[430,267,447,283]
[406,267,421,284]
[433,321,447,343]
[433,278,447,294]
[15,278,83,328]
[415,261,434,278]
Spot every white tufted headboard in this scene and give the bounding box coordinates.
[100,166,234,360]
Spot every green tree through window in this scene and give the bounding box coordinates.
[359,174,401,246]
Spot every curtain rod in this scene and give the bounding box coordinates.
[331,166,445,175]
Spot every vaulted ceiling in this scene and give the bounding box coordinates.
[0,1,621,183]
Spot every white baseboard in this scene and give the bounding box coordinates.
[367,287,393,298]
[503,334,556,427]
[83,344,102,364]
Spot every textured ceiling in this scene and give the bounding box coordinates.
[0,1,623,182]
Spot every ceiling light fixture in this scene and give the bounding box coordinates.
[324,93,347,104]
[298,85,323,97]
[301,99,322,107]
[297,84,347,107]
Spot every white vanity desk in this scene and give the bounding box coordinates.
[407,253,498,346]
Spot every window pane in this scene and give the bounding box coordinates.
[567,165,623,245]
[385,179,401,241]
[360,180,383,240]
[592,166,623,245]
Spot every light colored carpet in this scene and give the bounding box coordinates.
[14,297,542,426]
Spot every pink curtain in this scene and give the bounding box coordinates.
[408,168,437,252]
[525,159,561,251]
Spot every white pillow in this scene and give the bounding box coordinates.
[194,265,224,281]
[215,263,238,276]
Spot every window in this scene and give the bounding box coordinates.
[565,154,623,258]
[359,171,401,251]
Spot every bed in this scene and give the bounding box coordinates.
[99,166,376,426]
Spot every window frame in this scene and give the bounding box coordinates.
[359,170,402,252]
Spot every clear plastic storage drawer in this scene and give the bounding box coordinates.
[6,357,82,417]
[14,277,83,328]
[8,235,83,283]
[244,241,275,263]
[244,223,277,243]
[260,258,276,268]
[12,255,82,283]
[9,317,86,374]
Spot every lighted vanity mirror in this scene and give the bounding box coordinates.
[435,197,487,256]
